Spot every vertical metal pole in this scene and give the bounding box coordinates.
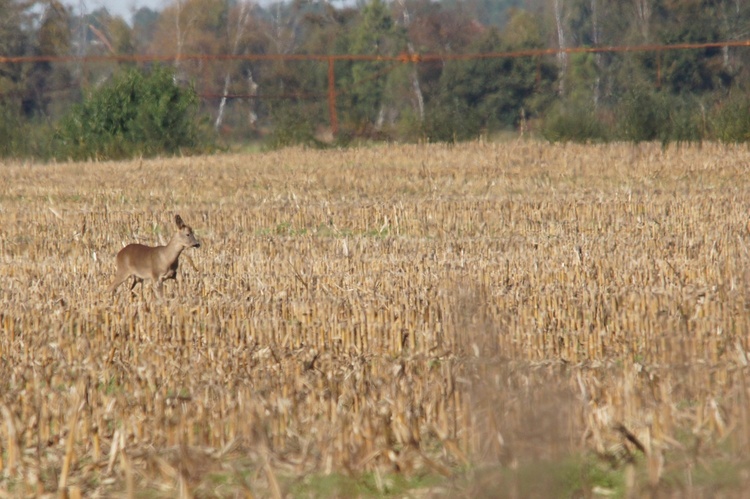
[656,52,661,88]
[327,57,338,136]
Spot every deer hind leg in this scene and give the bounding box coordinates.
[128,277,145,297]
[108,269,132,295]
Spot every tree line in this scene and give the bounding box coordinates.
[2,0,750,159]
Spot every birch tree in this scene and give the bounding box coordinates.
[150,0,228,88]
[553,0,568,95]
[172,0,196,72]
[395,0,424,122]
[632,0,651,42]
[590,0,601,108]
[214,0,253,131]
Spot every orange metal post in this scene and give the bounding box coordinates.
[656,52,662,88]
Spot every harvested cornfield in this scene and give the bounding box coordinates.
[2,141,750,497]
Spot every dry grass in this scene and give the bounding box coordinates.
[2,141,750,497]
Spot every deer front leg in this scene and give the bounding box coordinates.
[153,279,165,301]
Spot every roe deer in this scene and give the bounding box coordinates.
[108,215,200,299]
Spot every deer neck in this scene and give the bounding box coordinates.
[161,235,187,264]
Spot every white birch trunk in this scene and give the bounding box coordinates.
[215,73,232,131]
[591,0,601,109]
[398,1,424,121]
[174,0,185,70]
[215,1,252,132]
[633,0,651,41]
[408,43,425,122]
[247,70,258,126]
[554,0,567,96]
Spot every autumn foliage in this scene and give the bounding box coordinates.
[1,1,750,157]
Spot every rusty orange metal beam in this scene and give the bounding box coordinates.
[1,38,749,64]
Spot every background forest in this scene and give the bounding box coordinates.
[3,0,750,159]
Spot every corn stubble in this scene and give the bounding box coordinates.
[2,142,750,496]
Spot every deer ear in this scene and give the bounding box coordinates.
[175,215,185,228]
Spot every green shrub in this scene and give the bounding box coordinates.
[0,103,30,157]
[616,87,665,142]
[710,93,750,143]
[541,99,607,143]
[54,66,205,160]
[264,104,326,150]
[615,88,702,144]
[662,97,703,144]
[0,103,56,159]
[422,99,482,143]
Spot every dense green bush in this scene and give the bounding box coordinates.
[660,96,703,144]
[264,104,326,150]
[422,99,482,143]
[0,102,59,158]
[541,99,608,143]
[431,13,554,141]
[54,66,205,160]
[0,103,32,157]
[710,93,750,143]
[615,87,665,142]
[614,88,702,144]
